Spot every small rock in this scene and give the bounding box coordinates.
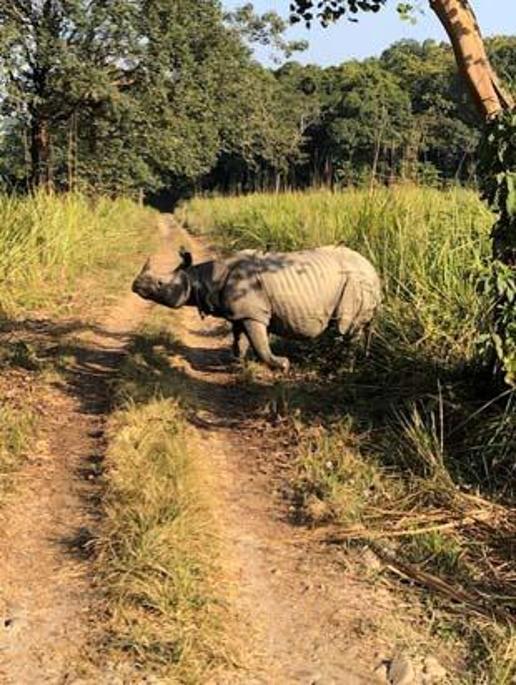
[423,656,447,683]
[388,653,416,685]
[373,658,389,684]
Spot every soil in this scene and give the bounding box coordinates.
[0,216,432,684]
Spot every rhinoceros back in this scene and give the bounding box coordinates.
[261,247,350,337]
[223,245,380,338]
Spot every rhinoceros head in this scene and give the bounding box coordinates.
[131,248,193,308]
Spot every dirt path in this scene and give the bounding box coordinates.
[166,221,389,684]
[0,215,405,684]
[0,220,174,685]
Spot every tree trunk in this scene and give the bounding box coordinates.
[30,115,51,190]
[429,0,513,120]
[429,1,515,384]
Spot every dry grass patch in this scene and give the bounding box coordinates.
[95,325,240,683]
[287,415,516,684]
[0,399,37,501]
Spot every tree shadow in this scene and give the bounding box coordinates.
[2,308,512,610]
[0,314,136,415]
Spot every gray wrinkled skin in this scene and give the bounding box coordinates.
[132,246,381,372]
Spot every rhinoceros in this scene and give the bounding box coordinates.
[132,245,381,372]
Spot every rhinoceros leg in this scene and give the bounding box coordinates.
[231,322,250,360]
[241,319,290,372]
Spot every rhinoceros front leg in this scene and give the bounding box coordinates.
[231,322,250,360]
[241,319,290,372]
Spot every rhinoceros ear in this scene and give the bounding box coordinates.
[179,247,193,269]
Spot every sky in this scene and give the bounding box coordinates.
[223,0,516,66]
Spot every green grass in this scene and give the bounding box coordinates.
[0,191,158,506]
[95,322,239,683]
[0,191,156,317]
[179,186,515,684]
[179,187,492,366]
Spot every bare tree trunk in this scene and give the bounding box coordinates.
[67,112,78,192]
[22,127,31,191]
[370,106,387,194]
[30,115,51,190]
[429,0,513,119]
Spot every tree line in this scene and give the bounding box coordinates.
[0,1,514,200]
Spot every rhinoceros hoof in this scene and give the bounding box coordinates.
[275,357,290,373]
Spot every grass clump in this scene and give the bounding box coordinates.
[0,403,37,499]
[96,324,237,683]
[0,191,156,317]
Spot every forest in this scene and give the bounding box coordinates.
[1,0,515,198]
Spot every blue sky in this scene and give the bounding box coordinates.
[223,0,516,66]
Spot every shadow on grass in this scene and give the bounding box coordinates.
[1,312,513,503]
[2,312,514,617]
[273,328,515,501]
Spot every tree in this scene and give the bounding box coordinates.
[290,1,513,116]
[0,1,140,189]
[204,63,306,193]
[290,0,516,383]
[0,1,309,196]
[380,39,479,181]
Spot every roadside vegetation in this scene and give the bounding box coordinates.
[179,186,516,683]
[0,192,155,317]
[0,403,37,501]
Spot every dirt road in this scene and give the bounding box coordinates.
[0,215,395,684]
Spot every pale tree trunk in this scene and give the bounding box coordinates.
[429,0,513,120]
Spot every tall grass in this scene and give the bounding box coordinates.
[179,187,515,498]
[179,187,515,682]
[179,187,492,365]
[0,192,155,316]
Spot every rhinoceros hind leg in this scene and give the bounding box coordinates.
[241,319,289,372]
[232,322,250,360]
